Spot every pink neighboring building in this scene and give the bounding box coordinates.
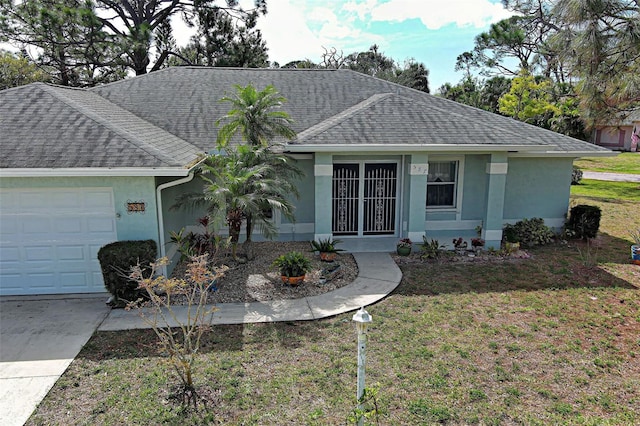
[593,110,640,151]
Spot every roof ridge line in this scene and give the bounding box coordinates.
[296,93,393,142]
[38,84,194,164]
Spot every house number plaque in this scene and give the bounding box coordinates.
[126,200,146,214]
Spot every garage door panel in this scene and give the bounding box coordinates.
[86,192,114,209]
[0,188,117,296]
[87,217,117,233]
[60,272,90,288]
[57,245,85,260]
[25,246,54,261]
[26,273,56,289]
[0,216,18,234]
[0,274,22,292]
[54,218,84,234]
[21,217,51,234]
[0,246,20,262]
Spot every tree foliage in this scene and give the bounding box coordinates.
[551,0,640,125]
[0,0,126,86]
[291,45,431,93]
[1,0,269,85]
[498,70,557,123]
[0,50,50,89]
[451,0,639,129]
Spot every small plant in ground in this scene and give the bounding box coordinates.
[128,254,228,409]
[576,236,601,267]
[347,385,381,425]
[420,236,445,259]
[169,216,226,262]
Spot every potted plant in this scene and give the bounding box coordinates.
[452,237,467,255]
[396,238,412,256]
[471,237,485,252]
[272,251,312,285]
[631,229,640,265]
[310,238,344,262]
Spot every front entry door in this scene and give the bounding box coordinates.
[332,163,397,236]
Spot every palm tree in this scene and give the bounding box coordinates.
[216,84,297,147]
[174,146,302,260]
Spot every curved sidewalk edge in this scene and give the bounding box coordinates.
[99,252,402,331]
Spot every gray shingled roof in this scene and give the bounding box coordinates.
[1,68,611,173]
[91,67,610,155]
[0,83,203,170]
[296,92,549,147]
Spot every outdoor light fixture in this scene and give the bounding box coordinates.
[352,306,372,426]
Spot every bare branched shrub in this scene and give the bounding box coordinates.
[128,254,228,409]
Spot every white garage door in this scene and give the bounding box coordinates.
[0,188,118,296]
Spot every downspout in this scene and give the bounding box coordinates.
[156,172,196,276]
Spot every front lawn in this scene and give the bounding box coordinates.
[28,184,640,425]
[574,152,640,174]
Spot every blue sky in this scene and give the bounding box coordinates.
[244,0,515,91]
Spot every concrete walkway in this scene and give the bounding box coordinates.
[1,252,401,425]
[582,171,640,182]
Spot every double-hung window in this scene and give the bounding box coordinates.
[426,160,459,208]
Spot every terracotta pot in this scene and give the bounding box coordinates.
[319,252,337,262]
[396,246,411,256]
[281,275,305,286]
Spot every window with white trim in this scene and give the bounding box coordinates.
[426,160,459,208]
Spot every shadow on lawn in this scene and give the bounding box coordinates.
[393,233,639,297]
[80,320,325,361]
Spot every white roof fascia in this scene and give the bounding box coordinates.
[0,167,193,177]
[285,144,551,153]
[508,151,618,158]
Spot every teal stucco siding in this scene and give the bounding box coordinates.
[504,157,573,229]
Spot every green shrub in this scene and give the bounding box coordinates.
[571,166,583,185]
[504,218,554,248]
[97,240,157,305]
[566,205,602,240]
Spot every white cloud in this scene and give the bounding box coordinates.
[369,0,513,30]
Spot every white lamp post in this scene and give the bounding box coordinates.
[352,306,372,426]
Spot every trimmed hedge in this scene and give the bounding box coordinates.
[97,240,157,305]
[566,205,602,240]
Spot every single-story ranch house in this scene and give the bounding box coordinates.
[0,67,613,296]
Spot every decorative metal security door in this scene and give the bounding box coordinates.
[332,163,397,236]
[363,163,397,235]
[332,164,359,235]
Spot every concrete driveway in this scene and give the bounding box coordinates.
[0,295,110,426]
